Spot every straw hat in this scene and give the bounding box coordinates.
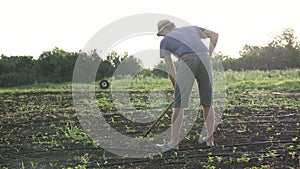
[157,19,175,36]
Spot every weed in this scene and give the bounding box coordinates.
[203,165,216,169]
[258,154,264,163]
[221,145,225,150]
[110,116,115,123]
[237,153,250,163]
[260,165,270,169]
[207,156,214,163]
[232,147,237,153]
[173,151,178,158]
[21,161,25,169]
[185,135,191,141]
[238,124,248,133]
[125,125,136,133]
[229,157,234,164]
[266,125,275,132]
[80,153,89,165]
[64,165,87,169]
[215,156,222,163]
[63,121,90,143]
[288,152,296,159]
[266,150,278,158]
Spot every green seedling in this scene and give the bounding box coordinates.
[292,136,298,141]
[258,154,264,162]
[203,165,216,169]
[266,125,275,132]
[237,153,250,163]
[207,156,214,163]
[125,125,136,133]
[215,156,222,163]
[266,150,278,158]
[63,121,90,143]
[288,152,296,159]
[232,147,237,153]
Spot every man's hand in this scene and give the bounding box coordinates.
[204,29,219,56]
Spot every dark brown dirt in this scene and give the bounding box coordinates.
[0,91,299,169]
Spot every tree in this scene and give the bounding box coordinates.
[152,60,168,78]
[37,47,78,83]
[269,28,300,49]
[96,51,127,80]
[268,28,300,68]
[223,28,300,70]
[0,55,36,86]
[0,55,12,74]
[113,55,143,77]
[74,50,101,83]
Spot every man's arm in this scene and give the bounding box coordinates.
[164,55,176,88]
[203,29,219,56]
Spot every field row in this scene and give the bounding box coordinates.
[0,90,299,168]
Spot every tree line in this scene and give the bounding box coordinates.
[218,28,300,71]
[0,49,148,87]
[0,28,299,87]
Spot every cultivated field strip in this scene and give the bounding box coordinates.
[0,91,299,168]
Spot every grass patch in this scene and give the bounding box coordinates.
[1,69,299,93]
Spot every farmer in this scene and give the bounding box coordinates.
[156,19,218,149]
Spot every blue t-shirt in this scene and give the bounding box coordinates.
[160,26,209,58]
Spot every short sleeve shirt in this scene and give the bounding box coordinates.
[160,26,209,58]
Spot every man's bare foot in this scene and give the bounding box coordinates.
[156,142,179,150]
[167,142,179,150]
[206,136,215,146]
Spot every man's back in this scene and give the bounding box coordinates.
[160,26,209,58]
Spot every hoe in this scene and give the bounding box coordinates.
[143,101,174,138]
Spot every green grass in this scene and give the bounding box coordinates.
[227,79,300,92]
[1,69,299,93]
[225,69,300,81]
[225,69,300,92]
[0,82,72,93]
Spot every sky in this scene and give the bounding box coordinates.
[1,0,300,68]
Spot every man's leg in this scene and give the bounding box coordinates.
[203,106,215,146]
[156,58,194,149]
[168,59,194,148]
[168,108,184,148]
[195,55,214,146]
